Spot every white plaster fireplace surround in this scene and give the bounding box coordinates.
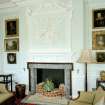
[27,62,73,98]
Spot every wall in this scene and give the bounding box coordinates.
[71,0,85,98]
[0,0,85,97]
[0,7,29,92]
[0,16,4,73]
[85,0,105,91]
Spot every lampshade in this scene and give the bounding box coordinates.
[77,49,95,63]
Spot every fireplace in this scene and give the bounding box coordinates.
[27,62,73,98]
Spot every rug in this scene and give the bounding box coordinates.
[15,97,35,105]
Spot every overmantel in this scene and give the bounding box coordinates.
[27,62,73,70]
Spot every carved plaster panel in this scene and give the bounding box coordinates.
[29,13,71,52]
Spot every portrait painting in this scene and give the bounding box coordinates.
[93,8,105,28]
[7,53,16,64]
[92,31,105,50]
[96,52,105,62]
[4,38,19,51]
[5,19,19,37]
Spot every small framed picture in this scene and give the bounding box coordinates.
[93,8,105,28]
[96,52,105,62]
[4,38,19,52]
[5,19,19,37]
[7,53,16,64]
[92,31,105,50]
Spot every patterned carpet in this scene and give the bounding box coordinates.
[15,97,35,105]
[15,98,22,105]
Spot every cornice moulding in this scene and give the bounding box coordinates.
[0,2,16,9]
[85,0,105,4]
[0,0,72,12]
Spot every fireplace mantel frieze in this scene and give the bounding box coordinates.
[28,62,73,70]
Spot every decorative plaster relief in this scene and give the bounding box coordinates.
[29,13,70,51]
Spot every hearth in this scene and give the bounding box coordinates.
[27,62,73,98]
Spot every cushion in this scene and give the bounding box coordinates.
[76,91,95,104]
[95,97,105,105]
[0,93,13,103]
[93,87,105,105]
[0,84,8,93]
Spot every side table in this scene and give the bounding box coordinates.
[0,74,12,91]
[96,78,105,89]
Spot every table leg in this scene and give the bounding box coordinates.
[6,76,8,90]
[11,75,12,91]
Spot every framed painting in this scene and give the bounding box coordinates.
[96,52,105,62]
[92,31,105,50]
[5,19,19,37]
[4,38,19,52]
[7,53,16,64]
[93,8,105,28]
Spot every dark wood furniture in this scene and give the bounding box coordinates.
[96,78,105,89]
[0,74,12,91]
[15,84,26,99]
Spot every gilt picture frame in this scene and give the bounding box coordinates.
[7,53,16,64]
[4,38,19,52]
[5,19,19,37]
[93,8,105,28]
[96,52,105,62]
[92,31,105,50]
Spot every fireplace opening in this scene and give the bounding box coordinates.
[37,69,64,88]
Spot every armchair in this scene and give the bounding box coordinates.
[0,83,15,105]
[69,89,105,105]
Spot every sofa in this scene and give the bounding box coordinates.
[69,88,105,105]
[0,84,15,105]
